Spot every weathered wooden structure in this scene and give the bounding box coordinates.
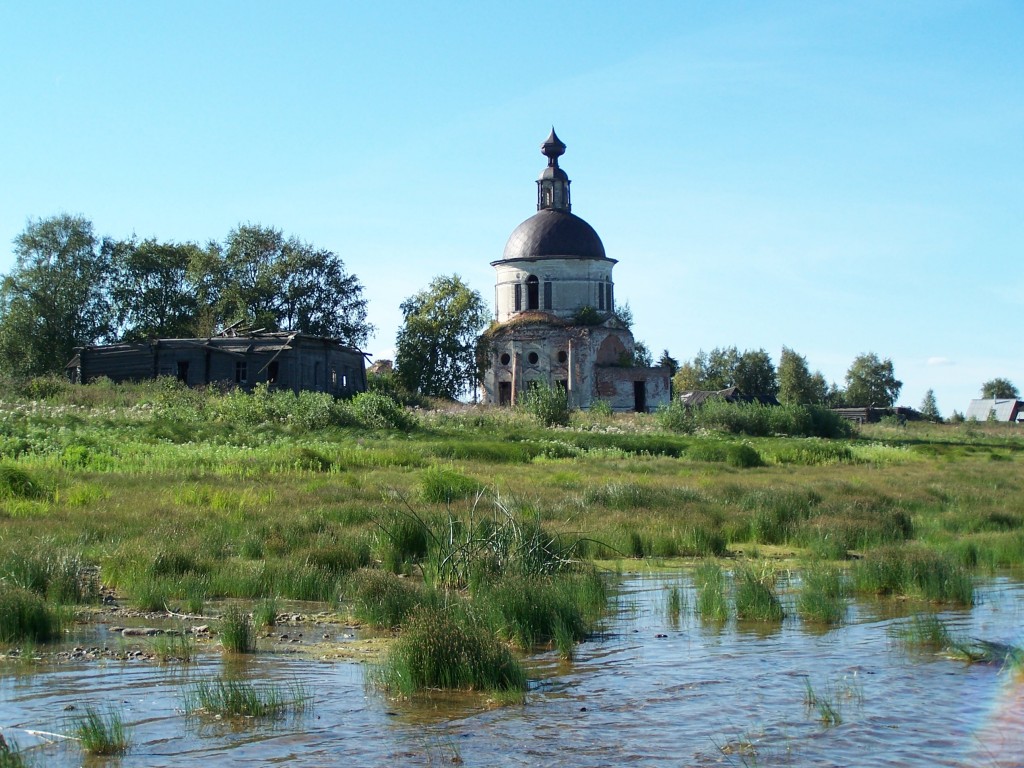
[67,331,367,396]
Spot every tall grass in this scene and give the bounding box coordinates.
[474,570,606,650]
[0,587,62,642]
[75,707,129,756]
[734,564,784,622]
[797,564,848,625]
[347,569,434,629]
[694,562,729,622]
[184,677,310,718]
[375,604,527,695]
[851,546,974,605]
[219,605,256,653]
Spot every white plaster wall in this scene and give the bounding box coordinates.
[493,258,615,322]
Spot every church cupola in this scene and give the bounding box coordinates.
[537,128,571,212]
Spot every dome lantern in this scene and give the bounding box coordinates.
[537,127,571,212]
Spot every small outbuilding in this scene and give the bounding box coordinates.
[67,331,367,397]
[965,398,1024,423]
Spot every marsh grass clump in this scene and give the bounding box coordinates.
[665,583,687,626]
[376,511,430,572]
[375,604,527,696]
[420,466,482,504]
[252,597,278,629]
[895,613,952,652]
[347,568,434,629]
[150,631,196,664]
[0,463,49,500]
[75,707,129,756]
[219,605,255,653]
[852,546,974,605]
[474,570,606,650]
[797,564,848,625]
[734,564,784,622]
[0,587,61,642]
[184,677,310,718]
[694,562,729,623]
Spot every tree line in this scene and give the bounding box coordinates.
[0,214,370,377]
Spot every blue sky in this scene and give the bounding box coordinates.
[1,1,1020,415]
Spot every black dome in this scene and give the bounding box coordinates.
[500,209,608,262]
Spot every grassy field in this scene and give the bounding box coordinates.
[1,377,1022,689]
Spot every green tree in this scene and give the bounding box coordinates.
[981,378,1019,399]
[776,346,830,404]
[844,353,902,407]
[734,348,777,395]
[106,237,206,340]
[395,275,488,399]
[0,214,112,376]
[670,346,776,394]
[919,389,941,421]
[631,340,653,367]
[220,224,370,345]
[656,349,679,377]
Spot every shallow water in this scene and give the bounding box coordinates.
[2,574,1022,766]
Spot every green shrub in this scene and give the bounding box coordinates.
[0,463,49,500]
[184,677,309,718]
[851,546,974,605]
[726,443,763,468]
[475,571,606,649]
[350,391,413,430]
[519,384,572,427]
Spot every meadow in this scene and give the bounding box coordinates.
[0,376,1022,688]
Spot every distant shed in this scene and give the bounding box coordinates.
[67,332,367,397]
[965,398,1024,423]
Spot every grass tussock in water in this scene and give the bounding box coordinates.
[375,603,527,696]
[184,677,310,718]
[219,604,255,654]
[0,735,29,768]
[695,562,729,623]
[473,569,606,651]
[75,707,130,756]
[347,568,436,629]
[852,546,974,605]
[797,564,848,625]
[734,564,784,622]
[0,586,62,642]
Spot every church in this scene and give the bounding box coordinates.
[480,130,671,412]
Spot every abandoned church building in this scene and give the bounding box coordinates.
[480,130,670,412]
[68,330,367,397]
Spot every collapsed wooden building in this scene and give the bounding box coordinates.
[67,331,367,397]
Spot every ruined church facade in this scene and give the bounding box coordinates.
[481,131,670,412]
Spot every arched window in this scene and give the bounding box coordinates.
[526,275,539,310]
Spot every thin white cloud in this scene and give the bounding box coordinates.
[927,357,954,367]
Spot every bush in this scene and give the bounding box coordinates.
[519,384,572,427]
[0,464,49,500]
[349,391,413,430]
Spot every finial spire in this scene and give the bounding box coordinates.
[541,127,566,166]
